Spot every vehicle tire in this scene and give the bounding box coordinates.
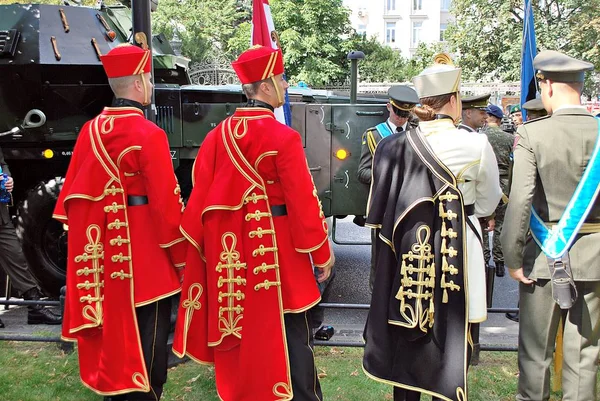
[15,178,67,297]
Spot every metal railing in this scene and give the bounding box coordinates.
[0,298,518,352]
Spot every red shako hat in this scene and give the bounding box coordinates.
[232,45,284,84]
[100,44,151,78]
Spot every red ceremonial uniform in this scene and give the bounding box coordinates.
[53,44,186,396]
[172,48,331,400]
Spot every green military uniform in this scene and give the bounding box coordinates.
[357,85,419,291]
[500,50,600,401]
[480,123,513,275]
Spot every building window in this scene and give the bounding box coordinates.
[357,24,367,37]
[412,21,423,47]
[440,23,448,41]
[386,22,396,43]
[413,0,423,11]
[440,0,451,11]
[386,0,396,11]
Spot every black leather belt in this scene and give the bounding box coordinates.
[127,195,148,206]
[271,204,287,217]
[464,204,475,216]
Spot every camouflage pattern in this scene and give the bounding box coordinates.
[482,125,514,192]
[480,125,514,266]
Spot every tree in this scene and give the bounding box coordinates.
[446,0,600,95]
[269,0,354,86]
[152,0,244,62]
[340,35,407,83]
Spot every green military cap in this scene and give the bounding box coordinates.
[388,85,420,111]
[461,93,491,110]
[413,53,461,98]
[534,50,594,83]
[509,104,521,114]
[522,98,545,112]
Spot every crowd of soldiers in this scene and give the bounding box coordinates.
[1,36,597,401]
[358,50,599,401]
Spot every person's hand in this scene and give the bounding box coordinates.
[4,176,13,193]
[487,218,495,232]
[4,176,14,192]
[316,241,335,283]
[509,267,534,284]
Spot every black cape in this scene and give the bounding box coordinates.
[364,128,469,401]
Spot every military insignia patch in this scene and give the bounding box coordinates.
[513,135,520,150]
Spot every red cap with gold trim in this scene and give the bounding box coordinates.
[232,45,284,84]
[100,44,151,78]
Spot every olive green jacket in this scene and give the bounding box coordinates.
[500,107,600,280]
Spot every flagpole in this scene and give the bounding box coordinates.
[520,0,538,121]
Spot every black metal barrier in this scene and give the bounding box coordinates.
[0,299,519,351]
[0,289,66,344]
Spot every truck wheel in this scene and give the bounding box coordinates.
[15,178,66,297]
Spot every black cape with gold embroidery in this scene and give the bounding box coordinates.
[364,128,469,401]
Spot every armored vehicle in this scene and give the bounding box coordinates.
[0,2,388,296]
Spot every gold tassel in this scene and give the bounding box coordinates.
[442,288,448,304]
[552,317,564,392]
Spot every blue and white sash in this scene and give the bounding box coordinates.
[530,118,600,259]
[375,122,394,139]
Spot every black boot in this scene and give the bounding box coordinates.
[28,308,62,325]
[505,311,519,323]
[0,317,4,328]
[495,262,506,277]
[23,287,62,325]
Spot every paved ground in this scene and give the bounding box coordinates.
[0,217,520,349]
[318,217,519,347]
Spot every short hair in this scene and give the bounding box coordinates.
[242,79,271,98]
[108,75,138,97]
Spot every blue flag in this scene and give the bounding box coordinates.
[520,0,538,121]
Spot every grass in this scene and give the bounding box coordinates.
[0,342,597,401]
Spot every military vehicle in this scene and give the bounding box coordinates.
[0,1,388,296]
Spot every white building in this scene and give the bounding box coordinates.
[343,0,452,58]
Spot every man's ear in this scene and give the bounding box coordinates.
[546,79,554,97]
[133,78,142,93]
[259,81,271,96]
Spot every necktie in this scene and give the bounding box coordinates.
[396,127,404,133]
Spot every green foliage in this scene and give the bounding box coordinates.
[3,342,598,400]
[0,0,114,4]
[152,0,244,62]
[227,21,252,58]
[342,35,406,83]
[446,0,600,95]
[270,0,354,86]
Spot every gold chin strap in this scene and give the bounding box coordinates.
[140,72,150,106]
[270,75,285,108]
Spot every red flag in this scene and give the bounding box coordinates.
[252,0,278,49]
[251,0,292,125]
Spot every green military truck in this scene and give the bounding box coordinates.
[0,2,388,296]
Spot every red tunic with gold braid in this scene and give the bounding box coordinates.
[53,106,186,396]
[172,107,331,401]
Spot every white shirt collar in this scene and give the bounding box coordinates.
[387,119,408,133]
